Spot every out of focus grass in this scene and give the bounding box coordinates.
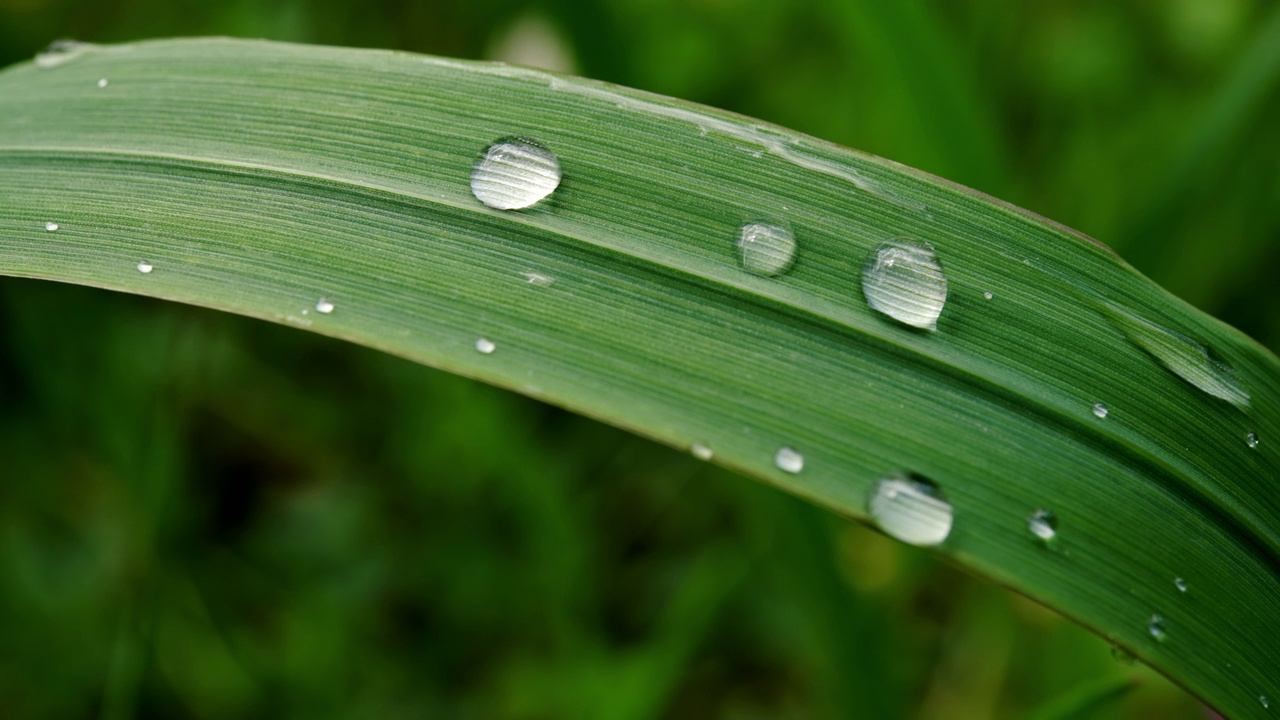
[1,0,1276,717]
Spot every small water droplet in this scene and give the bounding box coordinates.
[774,446,804,474]
[34,40,96,69]
[44,222,59,232]
[1028,509,1058,542]
[1174,577,1187,592]
[1110,646,1137,666]
[738,222,796,277]
[1109,308,1249,407]
[470,138,561,210]
[520,271,556,287]
[1147,614,1166,641]
[136,262,153,274]
[861,240,948,331]
[983,291,993,301]
[475,338,497,355]
[1092,402,1108,419]
[1247,432,1260,448]
[1262,695,1270,710]
[97,78,108,88]
[869,473,953,547]
[315,299,335,314]
[691,442,713,461]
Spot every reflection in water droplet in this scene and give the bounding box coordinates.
[1247,432,1260,449]
[1174,577,1187,592]
[315,299,335,314]
[35,40,96,69]
[1092,402,1108,419]
[691,443,713,461]
[97,78,108,88]
[1110,309,1250,407]
[520,271,556,287]
[1111,646,1137,666]
[44,222,59,232]
[1148,615,1166,641]
[862,240,948,330]
[470,138,561,210]
[738,222,795,277]
[869,473,952,547]
[983,291,993,301]
[136,262,153,274]
[475,338,497,355]
[1028,509,1058,542]
[774,447,804,474]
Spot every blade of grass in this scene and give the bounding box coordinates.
[0,38,1277,717]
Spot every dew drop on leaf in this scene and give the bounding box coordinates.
[34,40,96,69]
[1174,577,1187,592]
[1092,402,1108,419]
[315,299,335,314]
[1109,309,1250,407]
[1148,614,1167,641]
[869,473,953,547]
[136,262,153,274]
[1247,432,1260,448]
[738,222,795,277]
[1028,509,1058,543]
[470,138,561,210]
[1111,646,1137,666]
[475,338,496,355]
[97,78,108,88]
[774,446,804,473]
[691,442,713,461]
[861,240,948,331]
[44,222,59,232]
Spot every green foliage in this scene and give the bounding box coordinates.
[0,3,1277,719]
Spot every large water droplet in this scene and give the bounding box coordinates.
[1092,402,1108,419]
[861,240,948,331]
[136,262,153,274]
[738,222,795,277]
[1028,509,1058,542]
[1174,577,1187,592]
[691,442,713,461]
[470,138,561,210]
[34,40,97,69]
[44,222,59,232]
[774,447,804,474]
[1110,309,1249,407]
[475,338,497,355]
[1147,614,1167,641]
[869,473,953,547]
[1247,432,1260,449]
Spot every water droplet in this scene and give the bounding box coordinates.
[869,473,953,547]
[738,222,796,277]
[1092,402,1108,419]
[1174,577,1187,592]
[774,447,804,474]
[315,299,335,314]
[1147,614,1166,641]
[44,222,59,232]
[1027,509,1058,542]
[691,443,713,461]
[861,240,948,331]
[520,271,556,287]
[34,40,96,69]
[136,262,153,274]
[1110,646,1137,666]
[475,338,497,355]
[470,138,561,210]
[1247,432,1260,448]
[97,78,108,88]
[1109,309,1250,407]
[983,291,993,301]
[1262,695,1270,710]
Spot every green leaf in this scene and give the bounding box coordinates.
[1,38,1276,717]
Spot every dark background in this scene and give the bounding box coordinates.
[2,0,1277,717]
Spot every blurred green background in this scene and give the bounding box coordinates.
[2,0,1278,717]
